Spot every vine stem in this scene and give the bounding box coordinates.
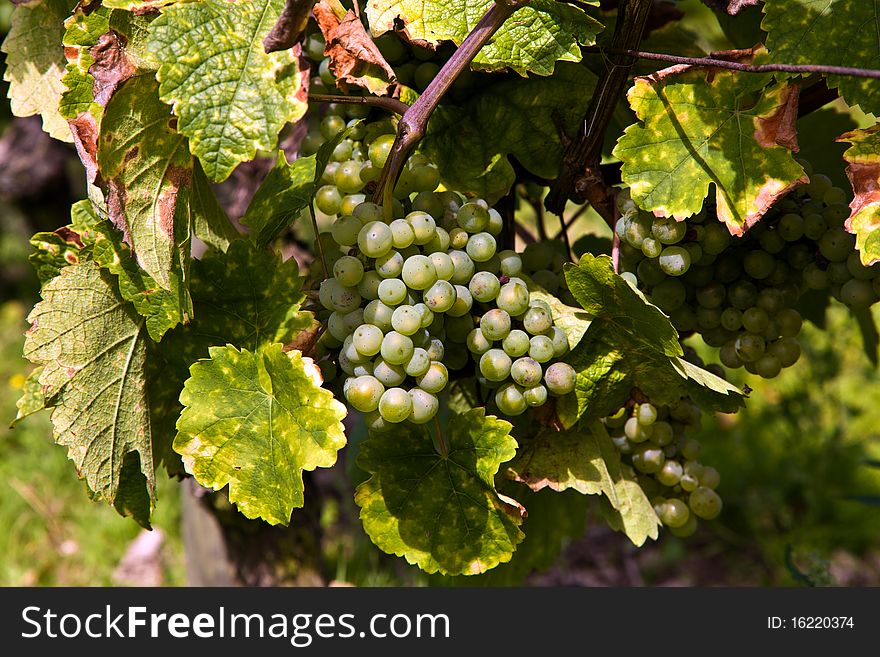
[371,0,533,215]
[308,93,410,116]
[308,204,329,280]
[583,46,880,79]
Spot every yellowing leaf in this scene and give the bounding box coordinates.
[838,125,880,266]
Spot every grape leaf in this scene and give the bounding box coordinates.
[174,343,347,525]
[23,261,156,518]
[613,62,808,235]
[508,420,659,546]
[2,0,75,142]
[355,409,525,575]
[28,199,101,285]
[313,1,396,95]
[191,161,239,252]
[148,0,308,182]
[565,254,682,358]
[763,0,880,116]
[12,366,47,428]
[838,125,880,267]
[97,74,191,291]
[422,62,597,203]
[366,0,602,76]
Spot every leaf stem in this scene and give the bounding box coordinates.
[308,204,329,280]
[371,0,533,211]
[584,46,880,79]
[308,93,410,116]
[434,416,448,458]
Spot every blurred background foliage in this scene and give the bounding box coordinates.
[0,0,877,587]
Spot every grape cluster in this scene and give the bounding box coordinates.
[604,398,722,537]
[616,170,879,379]
[517,241,578,307]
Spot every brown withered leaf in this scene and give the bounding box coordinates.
[264,0,315,54]
[313,1,396,95]
[754,83,800,152]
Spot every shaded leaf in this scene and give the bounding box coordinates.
[2,0,75,142]
[97,74,191,291]
[851,306,879,368]
[355,409,524,575]
[148,0,308,182]
[423,62,597,203]
[614,61,808,235]
[838,125,880,266]
[763,0,880,115]
[264,0,315,53]
[191,161,238,252]
[314,1,395,95]
[174,343,347,525]
[12,366,47,428]
[366,0,602,76]
[23,262,156,517]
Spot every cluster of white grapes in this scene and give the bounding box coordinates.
[616,168,879,379]
[604,398,722,537]
[305,115,577,427]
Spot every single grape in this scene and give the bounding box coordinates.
[469,271,501,302]
[447,285,473,317]
[374,250,403,278]
[378,387,413,423]
[496,280,530,316]
[652,217,687,244]
[426,337,445,361]
[424,227,450,254]
[391,305,422,336]
[409,388,439,424]
[522,305,553,336]
[637,258,666,286]
[320,114,346,140]
[358,221,393,258]
[495,383,527,416]
[456,202,490,233]
[509,355,544,388]
[448,250,475,285]
[840,278,878,307]
[480,348,513,382]
[352,324,383,357]
[625,417,653,443]
[345,375,385,412]
[404,348,431,378]
[416,362,449,394]
[363,299,394,332]
[378,278,407,306]
[466,328,493,355]
[768,336,800,368]
[330,215,361,247]
[547,326,570,358]
[407,212,437,245]
[656,460,683,487]
[498,250,523,277]
[633,444,665,474]
[380,330,414,365]
[819,228,856,263]
[372,357,406,387]
[688,486,722,520]
[316,185,343,216]
[480,309,512,341]
[544,362,575,395]
[651,278,687,312]
[636,403,658,426]
[466,232,497,262]
[401,254,438,290]
[334,160,364,194]
[368,134,395,168]
[449,228,469,250]
[658,499,690,528]
[658,246,691,276]
[524,385,548,407]
[502,329,530,358]
[423,280,456,313]
[529,335,554,363]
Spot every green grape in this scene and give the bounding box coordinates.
[528,335,554,363]
[743,250,774,279]
[656,460,683,487]
[333,256,364,287]
[524,384,548,407]
[496,280,530,316]
[510,357,542,388]
[329,283,361,314]
[410,163,440,192]
[636,258,666,286]
[480,348,513,382]
[369,134,395,168]
[378,387,413,423]
[407,212,437,245]
[480,309,511,341]
[803,213,826,240]
[412,191,445,218]
[633,444,665,474]
[320,114,346,140]
[840,278,878,307]
[719,341,743,369]
[847,251,877,280]
[625,417,653,443]
[301,131,324,156]
[544,362,575,395]
[353,324,383,357]
[327,312,350,342]
[465,232,496,262]
[424,227,450,254]
[756,288,784,315]
[449,228,469,250]
[522,305,553,336]
[391,305,422,336]
[828,261,852,285]
[699,466,721,489]
[688,486,722,520]
[487,208,503,236]
[778,213,804,241]
[378,278,407,306]
[447,285,473,317]
[416,362,449,394]
[547,326,570,358]
[389,219,415,249]
[404,348,431,378]
[651,278,687,312]
[330,141,353,163]
[316,185,343,215]
[334,160,364,194]
[401,255,438,290]
[652,216,687,244]
[775,308,802,338]
[701,221,730,254]
[658,246,691,276]
[345,375,385,413]
[426,252,454,281]
[658,499,690,528]
[495,383,527,416]
[358,221,393,258]
[426,337,445,361]
[457,202,490,233]
[728,280,758,310]
[380,331,414,365]
[755,353,782,378]
[742,307,769,334]
[680,473,700,492]
[636,403,657,426]
[321,161,340,185]
[467,328,493,355]
[353,202,383,224]
[358,271,383,300]
[641,237,662,258]
[448,250,475,285]
[680,437,702,460]
[372,357,406,387]
[695,282,726,309]
[409,388,439,424]
[363,300,394,332]
[413,302,434,329]
[498,250,523,277]
[342,335,369,365]
[502,329,530,357]
[819,228,857,262]
[624,214,653,248]
[469,271,501,302]
[374,251,404,279]
[758,229,785,255]
[330,215,362,246]
[720,307,743,331]
[423,280,456,313]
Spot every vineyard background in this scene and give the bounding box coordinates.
[1,0,880,587]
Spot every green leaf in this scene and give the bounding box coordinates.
[366,0,602,76]
[192,161,238,252]
[113,451,153,529]
[838,125,880,267]
[148,0,308,182]
[28,200,103,285]
[242,152,317,247]
[97,74,191,291]
[509,420,658,546]
[355,408,525,575]
[92,220,192,341]
[613,65,807,235]
[174,343,347,525]
[763,0,880,115]
[422,63,597,203]
[12,367,47,428]
[565,254,682,358]
[58,6,111,122]
[2,0,75,142]
[23,261,156,517]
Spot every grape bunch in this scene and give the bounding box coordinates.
[604,397,722,537]
[615,168,879,379]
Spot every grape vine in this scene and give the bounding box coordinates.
[5,0,880,581]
